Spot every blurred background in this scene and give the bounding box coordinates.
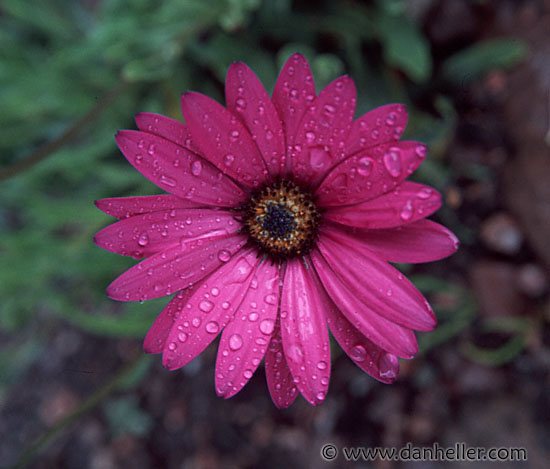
[1,0,549,467]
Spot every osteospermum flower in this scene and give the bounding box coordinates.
[95,54,458,407]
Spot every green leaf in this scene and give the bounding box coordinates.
[441,38,529,85]
[375,12,432,83]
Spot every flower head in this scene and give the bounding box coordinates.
[95,54,458,407]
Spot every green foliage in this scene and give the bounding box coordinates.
[442,38,529,85]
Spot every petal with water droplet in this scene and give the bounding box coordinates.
[345,104,408,156]
[226,62,285,178]
[279,259,331,406]
[265,317,298,408]
[106,233,247,302]
[316,141,428,207]
[115,131,246,207]
[292,75,356,186]
[95,195,201,219]
[162,247,259,370]
[316,231,436,331]
[325,305,400,383]
[215,261,279,398]
[94,208,240,258]
[310,247,418,358]
[181,92,268,187]
[135,112,202,155]
[324,182,441,229]
[343,219,459,263]
[272,53,316,176]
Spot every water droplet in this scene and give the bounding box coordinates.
[415,144,427,159]
[309,148,331,171]
[218,249,231,262]
[192,317,202,327]
[399,200,414,221]
[168,342,177,351]
[191,160,202,176]
[417,187,432,199]
[305,131,316,144]
[350,345,366,362]
[383,147,402,177]
[205,321,219,334]
[317,361,327,370]
[211,287,220,297]
[248,312,259,322]
[199,300,214,313]
[177,332,188,343]
[378,353,398,380]
[229,334,243,351]
[147,144,156,155]
[224,154,235,166]
[235,98,246,110]
[357,157,374,177]
[259,319,275,335]
[323,104,336,115]
[160,175,177,187]
[264,294,277,305]
[385,112,397,126]
[137,234,149,246]
[265,130,273,140]
[287,344,304,364]
[371,129,379,140]
[316,391,326,401]
[221,301,230,310]
[135,154,143,164]
[229,130,240,142]
[244,369,253,379]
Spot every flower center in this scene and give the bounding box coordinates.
[241,180,320,259]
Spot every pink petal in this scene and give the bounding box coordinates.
[310,248,418,358]
[215,261,280,398]
[345,104,408,156]
[143,286,198,354]
[292,75,356,187]
[272,53,316,176]
[324,182,441,229]
[325,306,400,383]
[94,208,240,259]
[265,317,299,408]
[317,230,436,331]
[162,248,259,370]
[106,232,247,302]
[338,219,459,263]
[115,130,246,207]
[280,259,331,405]
[180,92,268,187]
[95,195,201,219]
[225,62,285,178]
[315,141,428,207]
[135,112,202,154]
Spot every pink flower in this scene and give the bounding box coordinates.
[95,54,458,407]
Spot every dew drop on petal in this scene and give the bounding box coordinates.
[259,319,275,335]
[177,332,188,343]
[205,321,219,334]
[243,369,253,379]
[415,144,427,159]
[191,160,202,176]
[235,98,246,110]
[168,342,177,351]
[378,353,398,380]
[218,249,231,262]
[224,154,235,166]
[264,294,277,305]
[399,200,414,221]
[385,112,397,126]
[383,147,402,177]
[160,175,177,187]
[417,187,432,199]
[316,391,326,401]
[357,157,374,177]
[137,234,149,247]
[309,148,331,171]
[248,312,259,322]
[199,300,214,313]
[317,361,327,370]
[350,345,366,363]
[229,334,243,351]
